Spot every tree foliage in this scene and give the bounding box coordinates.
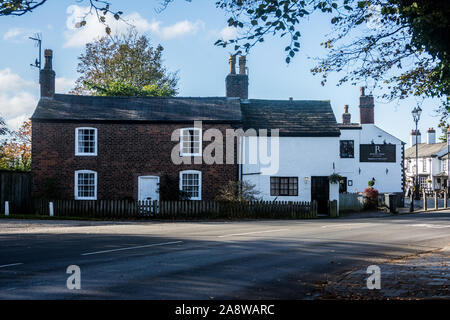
[0,120,31,171]
[209,1,449,106]
[216,180,261,202]
[0,0,123,34]
[72,30,178,96]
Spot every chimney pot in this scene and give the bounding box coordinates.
[229,54,236,74]
[342,104,351,124]
[238,56,246,75]
[360,86,365,96]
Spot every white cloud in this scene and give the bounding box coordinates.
[3,27,40,41]
[64,5,204,47]
[0,69,38,129]
[159,20,204,39]
[0,69,74,129]
[56,77,75,94]
[219,26,238,41]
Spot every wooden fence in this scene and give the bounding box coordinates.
[0,171,31,214]
[339,193,365,212]
[31,199,318,219]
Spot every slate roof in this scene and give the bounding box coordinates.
[338,123,362,130]
[31,94,242,123]
[31,94,341,137]
[241,99,340,137]
[405,142,447,158]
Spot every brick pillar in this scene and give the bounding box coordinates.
[39,49,55,98]
[359,87,374,124]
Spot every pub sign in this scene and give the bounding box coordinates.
[360,144,396,162]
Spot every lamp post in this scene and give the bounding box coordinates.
[447,128,450,191]
[411,106,422,200]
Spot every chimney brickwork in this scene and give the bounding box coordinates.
[342,105,351,124]
[410,129,422,146]
[359,86,374,124]
[39,49,55,98]
[426,128,436,144]
[226,55,248,99]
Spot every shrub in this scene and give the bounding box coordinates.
[363,187,379,210]
[216,181,261,202]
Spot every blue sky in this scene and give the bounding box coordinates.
[0,0,443,145]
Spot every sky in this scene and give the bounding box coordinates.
[0,0,443,146]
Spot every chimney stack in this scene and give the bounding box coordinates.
[359,86,374,124]
[342,104,351,124]
[226,55,248,99]
[39,49,55,98]
[410,129,421,146]
[426,128,436,144]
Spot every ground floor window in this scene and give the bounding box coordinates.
[179,170,201,200]
[75,170,97,200]
[419,176,428,189]
[270,177,298,196]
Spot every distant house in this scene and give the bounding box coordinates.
[404,129,450,192]
[31,49,404,215]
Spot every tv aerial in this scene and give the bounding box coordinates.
[29,33,42,69]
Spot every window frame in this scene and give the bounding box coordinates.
[270,177,298,196]
[75,127,98,156]
[180,128,202,157]
[340,140,355,159]
[74,170,98,200]
[179,170,202,200]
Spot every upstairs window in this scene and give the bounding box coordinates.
[180,128,202,156]
[270,177,298,196]
[340,140,354,158]
[75,127,97,156]
[179,170,201,200]
[75,170,97,200]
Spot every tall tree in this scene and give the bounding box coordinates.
[72,29,178,96]
[0,120,31,171]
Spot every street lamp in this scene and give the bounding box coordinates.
[411,106,422,200]
[447,127,450,191]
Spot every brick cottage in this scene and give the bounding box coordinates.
[31,50,243,201]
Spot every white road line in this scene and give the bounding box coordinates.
[409,224,450,229]
[81,241,183,256]
[0,263,23,268]
[217,229,289,238]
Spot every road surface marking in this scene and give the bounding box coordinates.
[409,224,450,229]
[81,241,183,256]
[0,263,23,268]
[217,229,289,238]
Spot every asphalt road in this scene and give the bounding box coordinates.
[0,212,449,299]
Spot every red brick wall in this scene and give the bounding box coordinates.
[31,122,239,200]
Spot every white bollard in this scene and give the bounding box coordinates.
[49,202,54,217]
[5,201,9,216]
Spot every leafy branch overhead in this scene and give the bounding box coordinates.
[210,1,449,105]
[0,0,123,34]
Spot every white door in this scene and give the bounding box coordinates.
[138,176,159,201]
